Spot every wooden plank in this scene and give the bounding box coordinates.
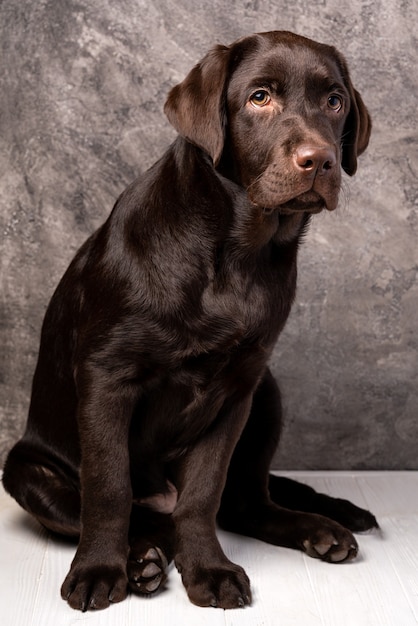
[383,516,418,622]
[356,473,418,623]
[0,490,48,626]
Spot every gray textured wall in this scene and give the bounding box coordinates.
[1,0,417,469]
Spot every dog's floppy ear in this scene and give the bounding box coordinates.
[164,45,231,166]
[339,59,372,176]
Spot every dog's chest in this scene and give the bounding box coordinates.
[179,265,285,359]
[133,256,296,457]
[203,247,296,345]
[137,340,268,458]
[206,277,266,336]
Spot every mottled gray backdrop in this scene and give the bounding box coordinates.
[1,0,417,469]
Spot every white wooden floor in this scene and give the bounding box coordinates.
[1,472,417,626]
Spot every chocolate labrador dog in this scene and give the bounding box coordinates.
[3,31,377,611]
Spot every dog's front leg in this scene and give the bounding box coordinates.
[61,375,136,611]
[173,395,253,609]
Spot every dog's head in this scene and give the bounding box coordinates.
[164,31,371,214]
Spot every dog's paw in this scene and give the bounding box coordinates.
[128,546,168,594]
[61,564,128,611]
[178,562,252,609]
[301,521,358,563]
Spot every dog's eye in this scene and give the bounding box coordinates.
[249,90,271,107]
[327,94,343,111]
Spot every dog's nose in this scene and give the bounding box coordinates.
[294,145,337,175]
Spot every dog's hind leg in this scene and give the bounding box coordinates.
[218,369,377,562]
[268,475,378,532]
[2,440,81,537]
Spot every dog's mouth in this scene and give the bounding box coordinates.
[257,191,331,216]
[276,191,327,214]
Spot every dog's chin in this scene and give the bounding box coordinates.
[276,191,329,214]
[278,191,326,214]
[257,191,330,215]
